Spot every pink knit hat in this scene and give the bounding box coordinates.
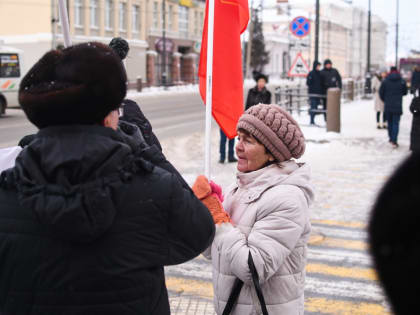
[237,104,305,162]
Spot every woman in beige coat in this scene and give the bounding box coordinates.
[372,72,387,129]
[200,104,314,315]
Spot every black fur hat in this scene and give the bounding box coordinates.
[19,42,127,129]
[252,71,269,83]
[369,153,420,315]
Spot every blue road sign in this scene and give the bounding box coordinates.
[290,16,311,38]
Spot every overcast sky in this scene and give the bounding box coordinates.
[287,0,420,61]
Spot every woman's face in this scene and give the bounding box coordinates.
[257,78,266,90]
[236,130,274,173]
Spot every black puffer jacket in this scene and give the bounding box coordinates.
[320,68,342,92]
[0,124,215,315]
[121,99,162,151]
[245,87,272,110]
[379,72,408,115]
[306,62,323,95]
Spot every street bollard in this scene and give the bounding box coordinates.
[136,76,142,92]
[348,80,354,101]
[326,88,341,133]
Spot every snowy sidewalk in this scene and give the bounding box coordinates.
[161,96,413,314]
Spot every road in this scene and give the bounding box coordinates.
[0,91,206,148]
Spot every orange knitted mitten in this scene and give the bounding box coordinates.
[192,175,231,224]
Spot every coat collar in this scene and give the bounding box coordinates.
[234,161,300,203]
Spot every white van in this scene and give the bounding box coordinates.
[0,46,24,116]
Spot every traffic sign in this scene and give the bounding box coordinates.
[290,16,311,38]
[288,52,310,77]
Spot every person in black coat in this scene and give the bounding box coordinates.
[245,73,272,111]
[0,42,215,315]
[409,88,420,152]
[320,59,342,92]
[306,61,324,125]
[410,67,420,94]
[369,152,420,315]
[379,67,408,148]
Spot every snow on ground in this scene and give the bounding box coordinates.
[159,95,413,222]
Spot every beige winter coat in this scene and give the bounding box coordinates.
[205,161,314,315]
[372,76,385,112]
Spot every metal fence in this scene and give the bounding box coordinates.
[274,80,366,116]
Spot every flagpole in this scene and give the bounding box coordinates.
[58,0,72,47]
[204,0,215,179]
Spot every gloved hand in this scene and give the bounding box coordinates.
[192,175,231,224]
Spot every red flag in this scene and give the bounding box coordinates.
[199,0,249,139]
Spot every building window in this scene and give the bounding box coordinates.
[90,0,99,28]
[153,1,159,29]
[179,6,189,37]
[74,0,84,27]
[168,5,173,30]
[119,2,127,31]
[132,5,140,33]
[105,0,113,30]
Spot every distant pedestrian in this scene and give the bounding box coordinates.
[306,61,324,125]
[369,152,420,315]
[245,73,271,111]
[410,66,420,94]
[372,71,387,129]
[320,59,342,121]
[409,87,420,152]
[321,59,342,91]
[0,42,215,315]
[195,104,314,315]
[219,129,237,163]
[379,66,408,148]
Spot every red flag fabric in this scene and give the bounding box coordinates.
[198,0,249,139]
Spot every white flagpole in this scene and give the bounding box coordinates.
[58,0,72,47]
[204,0,215,179]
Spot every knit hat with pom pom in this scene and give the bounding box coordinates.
[237,104,305,162]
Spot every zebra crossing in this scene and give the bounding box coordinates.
[166,219,390,315]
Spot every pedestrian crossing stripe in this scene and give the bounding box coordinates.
[166,220,390,314]
[311,219,367,229]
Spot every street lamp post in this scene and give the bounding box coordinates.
[395,0,399,68]
[314,0,320,62]
[162,0,167,87]
[365,0,372,95]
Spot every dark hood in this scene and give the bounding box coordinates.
[313,61,321,71]
[388,72,402,81]
[4,123,151,243]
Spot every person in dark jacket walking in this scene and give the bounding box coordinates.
[0,42,215,315]
[306,61,324,125]
[379,67,408,148]
[245,73,272,111]
[410,67,420,94]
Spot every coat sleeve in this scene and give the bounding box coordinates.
[336,70,342,89]
[213,196,306,284]
[163,174,215,265]
[245,90,252,111]
[402,80,408,96]
[379,81,386,102]
[306,72,313,88]
[267,91,272,104]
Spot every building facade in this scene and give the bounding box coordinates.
[261,0,387,79]
[0,0,205,86]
